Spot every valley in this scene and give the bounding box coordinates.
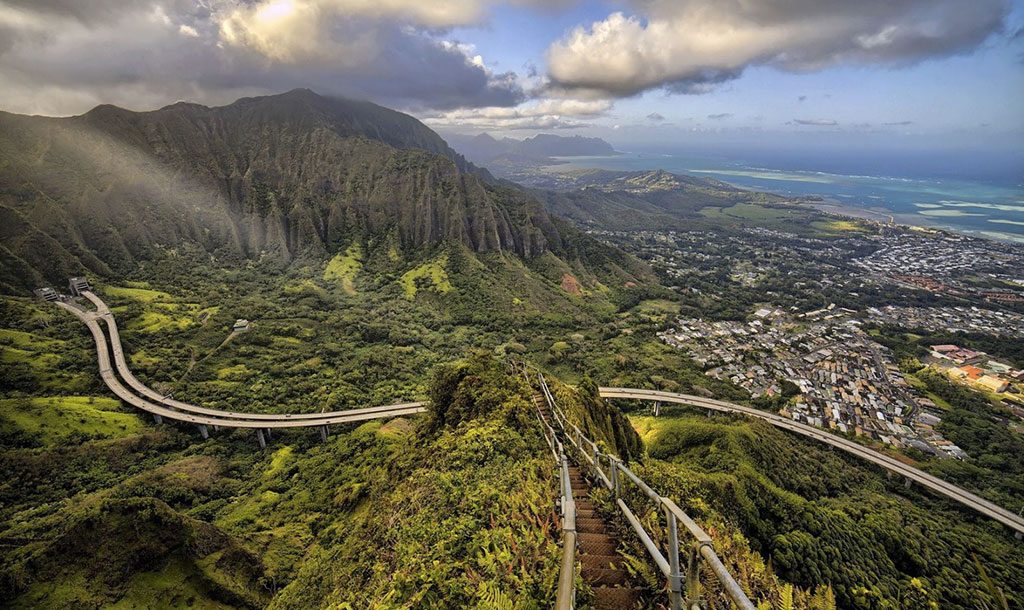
[1,90,1022,610]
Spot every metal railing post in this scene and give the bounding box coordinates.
[685,545,702,609]
[610,457,621,498]
[666,506,684,610]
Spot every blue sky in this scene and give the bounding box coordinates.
[0,0,1021,154]
[444,1,1024,150]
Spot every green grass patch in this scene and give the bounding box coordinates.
[399,253,452,299]
[0,328,65,349]
[105,285,175,303]
[110,555,235,610]
[270,335,303,347]
[264,446,294,480]
[129,350,161,368]
[700,203,797,222]
[323,244,363,294]
[127,311,194,333]
[0,396,144,444]
[1,345,61,370]
[215,364,252,381]
[811,219,872,235]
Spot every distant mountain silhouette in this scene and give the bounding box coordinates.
[446,132,617,166]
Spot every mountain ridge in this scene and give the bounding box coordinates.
[445,131,617,168]
[0,89,646,293]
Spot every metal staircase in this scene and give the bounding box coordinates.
[524,364,756,610]
[533,391,644,609]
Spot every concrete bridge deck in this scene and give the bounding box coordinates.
[600,387,1024,537]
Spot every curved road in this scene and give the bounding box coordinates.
[56,299,426,429]
[600,387,1024,537]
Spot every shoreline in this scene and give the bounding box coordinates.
[809,199,1024,245]
[539,153,1024,245]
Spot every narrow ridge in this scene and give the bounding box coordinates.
[534,393,643,610]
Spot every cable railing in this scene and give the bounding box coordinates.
[533,369,756,610]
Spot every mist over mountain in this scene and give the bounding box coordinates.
[0,90,641,292]
[446,132,617,167]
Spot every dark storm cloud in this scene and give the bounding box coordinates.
[547,0,1011,97]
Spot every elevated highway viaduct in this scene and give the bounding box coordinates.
[54,299,425,445]
[599,387,1024,538]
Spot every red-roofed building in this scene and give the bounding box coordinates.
[956,365,985,381]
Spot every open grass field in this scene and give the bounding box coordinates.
[811,219,872,234]
[0,396,144,444]
[105,285,175,303]
[126,311,194,333]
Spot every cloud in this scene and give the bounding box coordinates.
[0,0,156,25]
[707,113,732,120]
[424,96,612,130]
[798,95,807,102]
[217,0,491,62]
[883,120,913,126]
[793,118,838,126]
[546,0,1009,97]
[646,112,665,121]
[0,0,530,115]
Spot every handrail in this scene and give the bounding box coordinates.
[556,456,577,610]
[531,367,756,610]
[518,361,576,610]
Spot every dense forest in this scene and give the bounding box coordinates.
[3,239,1021,608]
[628,412,1023,609]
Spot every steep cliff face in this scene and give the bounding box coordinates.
[0,90,579,290]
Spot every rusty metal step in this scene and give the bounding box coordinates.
[576,517,608,534]
[581,566,629,587]
[579,533,619,556]
[593,586,643,610]
[580,553,624,570]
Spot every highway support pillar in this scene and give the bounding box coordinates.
[319,425,328,443]
[213,425,221,432]
[265,428,272,441]
[707,408,713,418]
[197,424,209,440]
[904,477,912,489]
[153,414,163,425]
[653,401,661,417]
[256,429,267,449]
[1016,531,1022,541]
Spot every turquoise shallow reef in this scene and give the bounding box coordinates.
[551,150,1024,243]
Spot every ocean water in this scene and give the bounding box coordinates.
[550,149,1024,243]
